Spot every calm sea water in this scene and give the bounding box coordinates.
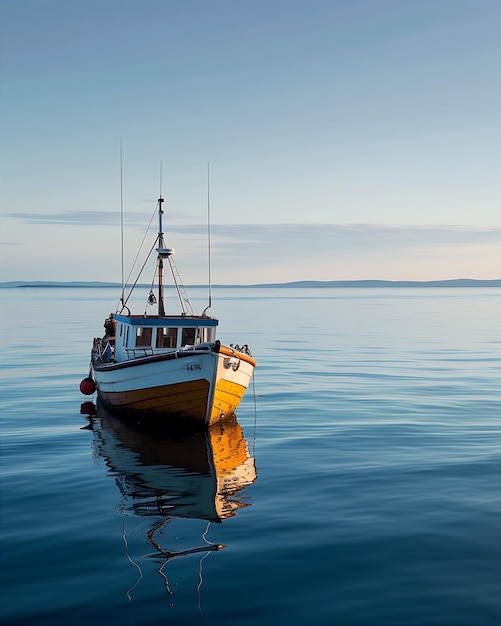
[1,286,500,626]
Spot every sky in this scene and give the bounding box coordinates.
[1,0,500,284]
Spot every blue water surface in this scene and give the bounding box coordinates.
[1,286,501,625]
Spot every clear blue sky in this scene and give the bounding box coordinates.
[1,0,500,284]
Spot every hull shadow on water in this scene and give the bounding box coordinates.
[80,401,257,601]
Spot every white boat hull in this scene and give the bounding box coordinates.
[91,344,255,426]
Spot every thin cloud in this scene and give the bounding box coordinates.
[195,223,501,253]
[4,211,145,226]
[5,209,197,227]
[7,211,501,242]
[133,222,501,262]
[4,216,501,258]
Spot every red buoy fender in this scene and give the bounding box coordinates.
[80,376,96,395]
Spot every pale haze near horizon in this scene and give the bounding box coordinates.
[1,0,500,285]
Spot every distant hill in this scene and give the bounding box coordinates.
[0,281,122,288]
[250,279,501,288]
[1,279,500,289]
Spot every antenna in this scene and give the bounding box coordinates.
[120,139,125,308]
[203,161,212,315]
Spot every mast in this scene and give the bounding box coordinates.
[155,194,194,317]
[157,196,167,316]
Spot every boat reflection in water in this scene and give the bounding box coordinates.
[81,401,257,600]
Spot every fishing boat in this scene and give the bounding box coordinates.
[80,192,256,427]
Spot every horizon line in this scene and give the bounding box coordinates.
[1,278,501,289]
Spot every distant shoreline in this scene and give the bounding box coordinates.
[1,279,501,289]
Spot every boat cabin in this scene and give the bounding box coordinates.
[113,314,218,361]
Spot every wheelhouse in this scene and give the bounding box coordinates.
[113,314,218,361]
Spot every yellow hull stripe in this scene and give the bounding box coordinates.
[99,379,210,421]
[208,378,247,425]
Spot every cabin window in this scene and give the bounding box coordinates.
[135,327,152,347]
[200,327,215,343]
[156,327,178,349]
[181,327,196,346]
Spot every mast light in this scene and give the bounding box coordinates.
[157,247,174,258]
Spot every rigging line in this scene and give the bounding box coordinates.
[122,238,158,308]
[120,139,125,308]
[207,161,212,309]
[201,520,212,544]
[158,560,173,596]
[197,520,213,617]
[251,372,258,457]
[117,200,158,311]
[202,161,212,315]
[148,518,174,596]
[124,202,158,287]
[197,550,211,617]
[144,267,158,315]
[122,513,143,601]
